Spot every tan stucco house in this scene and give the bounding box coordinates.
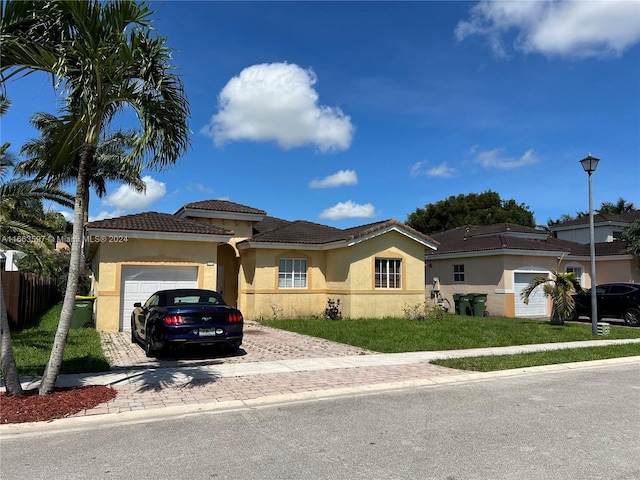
[86,200,438,332]
[426,223,639,318]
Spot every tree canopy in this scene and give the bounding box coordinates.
[405,191,535,235]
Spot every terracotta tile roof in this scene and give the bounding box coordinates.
[247,220,344,244]
[244,218,437,246]
[551,210,640,228]
[429,223,630,257]
[177,199,267,215]
[86,212,234,236]
[341,218,438,245]
[253,216,292,235]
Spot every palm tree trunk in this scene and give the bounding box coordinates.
[549,306,565,326]
[0,277,23,396]
[39,144,94,395]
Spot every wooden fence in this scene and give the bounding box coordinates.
[1,271,59,329]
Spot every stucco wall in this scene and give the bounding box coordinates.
[92,238,218,331]
[239,231,427,320]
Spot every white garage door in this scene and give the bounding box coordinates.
[514,272,548,317]
[120,266,198,331]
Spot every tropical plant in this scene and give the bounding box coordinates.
[1,0,190,394]
[18,112,146,226]
[520,268,583,326]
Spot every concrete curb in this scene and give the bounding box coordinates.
[2,355,638,437]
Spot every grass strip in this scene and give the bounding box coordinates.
[432,343,640,372]
[5,302,111,378]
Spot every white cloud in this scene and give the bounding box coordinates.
[319,200,376,220]
[456,0,640,59]
[411,161,456,178]
[90,210,121,222]
[202,62,355,152]
[103,176,166,211]
[310,169,358,188]
[58,210,74,222]
[189,183,214,194]
[474,148,539,169]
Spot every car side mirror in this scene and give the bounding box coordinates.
[133,302,142,308]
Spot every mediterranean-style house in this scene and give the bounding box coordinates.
[549,210,640,244]
[86,200,438,332]
[425,221,639,318]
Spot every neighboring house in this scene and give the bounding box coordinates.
[86,200,438,332]
[425,224,639,319]
[549,210,640,244]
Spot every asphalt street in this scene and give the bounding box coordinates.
[2,361,639,480]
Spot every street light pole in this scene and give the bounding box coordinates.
[580,154,600,336]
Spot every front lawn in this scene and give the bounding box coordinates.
[4,302,111,378]
[262,315,640,353]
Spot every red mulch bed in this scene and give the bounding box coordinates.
[1,385,117,424]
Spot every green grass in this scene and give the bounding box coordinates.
[5,302,111,377]
[432,343,640,372]
[262,315,640,370]
[262,315,640,353]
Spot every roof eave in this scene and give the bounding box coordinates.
[175,207,265,223]
[86,227,233,243]
[347,225,438,250]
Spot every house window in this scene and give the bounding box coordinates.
[613,230,623,240]
[278,258,307,288]
[565,266,583,285]
[375,258,402,289]
[453,264,465,283]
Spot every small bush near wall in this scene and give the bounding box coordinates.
[323,298,342,320]
[402,302,446,321]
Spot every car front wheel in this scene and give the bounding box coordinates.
[623,307,640,327]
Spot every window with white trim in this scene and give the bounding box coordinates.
[375,258,402,289]
[278,258,307,288]
[453,264,465,283]
[565,266,583,286]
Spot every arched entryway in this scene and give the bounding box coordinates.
[216,243,240,307]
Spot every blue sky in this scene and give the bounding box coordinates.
[3,1,640,228]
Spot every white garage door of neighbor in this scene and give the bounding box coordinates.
[514,272,548,317]
[120,266,198,331]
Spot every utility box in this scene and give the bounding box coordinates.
[596,322,610,336]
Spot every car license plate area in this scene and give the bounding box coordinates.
[199,328,217,337]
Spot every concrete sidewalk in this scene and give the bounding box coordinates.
[8,337,640,421]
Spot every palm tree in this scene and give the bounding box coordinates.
[18,112,146,227]
[520,268,583,326]
[1,0,190,394]
[0,97,74,397]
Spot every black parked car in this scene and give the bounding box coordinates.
[569,282,640,327]
[131,289,244,357]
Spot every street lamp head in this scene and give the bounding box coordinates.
[580,154,600,174]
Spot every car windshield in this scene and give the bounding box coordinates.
[168,294,224,306]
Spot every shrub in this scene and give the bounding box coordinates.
[324,298,342,320]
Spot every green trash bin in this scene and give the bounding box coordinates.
[470,293,487,317]
[72,295,96,329]
[453,294,461,314]
[457,294,472,316]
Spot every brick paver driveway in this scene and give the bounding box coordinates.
[100,321,374,370]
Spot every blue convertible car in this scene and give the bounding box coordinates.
[131,289,244,357]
